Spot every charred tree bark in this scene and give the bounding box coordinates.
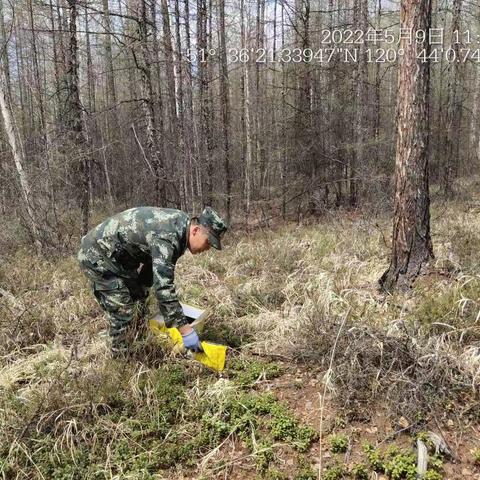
[65,0,90,235]
[379,0,434,292]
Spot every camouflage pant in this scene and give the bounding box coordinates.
[78,250,151,357]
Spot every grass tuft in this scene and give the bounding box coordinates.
[1,193,480,476]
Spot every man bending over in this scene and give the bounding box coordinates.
[77,206,227,357]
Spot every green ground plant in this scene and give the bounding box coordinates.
[228,358,284,386]
[201,321,253,347]
[210,389,317,460]
[413,275,480,329]
[383,446,417,480]
[361,442,446,480]
[323,463,349,480]
[351,463,369,480]
[262,469,288,480]
[362,442,385,472]
[293,458,317,480]
[329,433,349,453]
[474,448,480,465]
[424,471,443,480]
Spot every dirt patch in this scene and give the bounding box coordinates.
[201,362,480,479]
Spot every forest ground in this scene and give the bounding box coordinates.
[1,183,480,479]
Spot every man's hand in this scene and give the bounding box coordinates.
[178,324,193,335]
[180,327,202,352]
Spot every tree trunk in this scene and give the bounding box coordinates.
[102,0,117,106]
[351,0,368,206]
[241,0,253,225]
[218,0,231,223]
[255,0,265,191]
[148,0,167,202]
[197,0,212,205]
[160,0,177,125]
[183,0,199,211]
[85,8,96,115]
[119,0,137,102]
[48,0,61,122]
[174,0,187,209]
[205,0,214,205]
[280,0,287,219]
[373,0,382,163]
[160,0,182,206]
[0,0,11,99]
[137,0,166,205]
[14,16,29,141]
[469,65,480,166]
[468,2,480,166]
[442,0,463,197]
[100,0,118,205]
[65,0,90,235]
[28,0,47,144]
[379,0,434,292]
[0,65,42,251]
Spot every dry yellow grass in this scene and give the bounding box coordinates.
[0,183,479,477]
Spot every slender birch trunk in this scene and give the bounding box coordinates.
[0,67,41,251]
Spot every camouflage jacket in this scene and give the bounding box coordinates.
[79,207,190,328]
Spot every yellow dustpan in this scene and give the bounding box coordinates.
[148,319,227,372]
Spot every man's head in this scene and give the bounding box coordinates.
[188,207,228,254]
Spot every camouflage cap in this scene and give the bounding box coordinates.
[197,207,228,250]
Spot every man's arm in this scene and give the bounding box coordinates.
[149,236,188,329]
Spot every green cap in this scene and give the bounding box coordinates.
[197,207,228,250]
